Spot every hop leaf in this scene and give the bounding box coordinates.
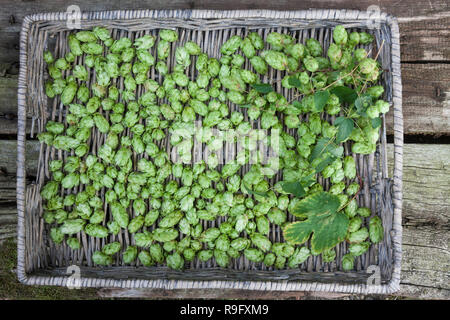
[251,83,273,94]
[330,86,357,104]
[313,90,330,112]
[283,192,349,254]
[334,117,354,143]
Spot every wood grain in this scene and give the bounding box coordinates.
[385,63,450,135]
[399,15,450,62]
[1,1,449,135]
[0,140,40,175]
[387,144,450,228]
[0,0,448,63]
[0,75,18,116]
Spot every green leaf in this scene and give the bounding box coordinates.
[334,116,346,126]
[330,86,357,104]
[327,71,341,83]
[300,173,316,187]
[288,76,302,88]
[238,104,252,108]
[355,94,373,116]
[251,83,274,94]
[371,117,382,128]
[243,182,268,198]
[314,90,330,112]
[310,137,342,161]
[292,100,302,110]
[310,138,332,161]
[314,155,336,173]
[336,118,354,143]
[293,191,341,218]
[329,146,344,158]
[280,181,307,198]
[283,220,313,244]
[283,192,349,254]
[310,212,349,253]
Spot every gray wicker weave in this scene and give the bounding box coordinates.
[16,9,403,294]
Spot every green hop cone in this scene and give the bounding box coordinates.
[250,233,272,252]
[333,25,348,45]
[321,248,336,263]
[50,227,64,244]
[347,227,369,243]
[214,249,230,268]
[152,228,179,242]
[369,216,384,243]
[135,231,153,248]
[150,244,164,263]
[128,215,145,234]
[244,248,264,263]
[85,224,108,238]
[134,35,156,50]
[60,219,85,235]
[341,253,354,271]
[167,252,184,270]
[92,251,113,266]
[221,35,242,55]
[61,81,78,105]
[306,38,323,57]
[41,181,59,200]
[102,242,121,255]
[250,56,268,75]
[261,50,288,71]
[75,31,97,42]
[138,250,154,266]
[287,246,311,268]
[43,51,54,64]
[303,56,319,73]
[357,207,371,218]
[67,237,80,250]
[159,29,178,42]
[122,246,138,264]
[198,249,213,262]
[349,242,370,256]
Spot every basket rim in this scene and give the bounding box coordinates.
[16,8,403,295]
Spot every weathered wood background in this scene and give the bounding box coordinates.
[0,0,448,300]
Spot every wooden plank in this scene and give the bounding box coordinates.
[0,204,16,243]
[399,15,450,61]
[97,288,310,299]
[0,75,18,116]
[0,175,19,204]
[1,0,449,25]
[401,228,450,294]
[386,63,450,135]
[0,0,449,63]
[0,143,448,298]
[387,144,450,228]
[386,144,449,298]
[0,117,31,135]
[0,140,40,175]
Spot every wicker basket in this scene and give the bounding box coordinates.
[17,9,403,294]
